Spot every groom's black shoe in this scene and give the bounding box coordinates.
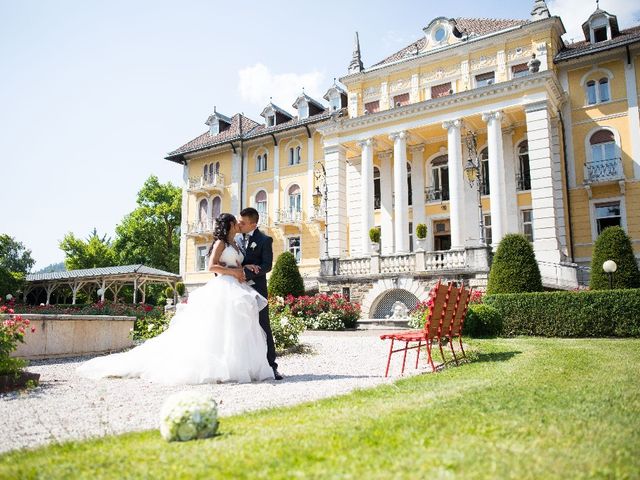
[273,368,283,381]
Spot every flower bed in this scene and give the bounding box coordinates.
[0,296,38,390]
[270,294,361,331]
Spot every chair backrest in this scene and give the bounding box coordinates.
[424,281,457,340]
[449,286,472,336]
[438,284,461,338]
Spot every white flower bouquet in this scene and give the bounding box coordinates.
[159,391,219,442]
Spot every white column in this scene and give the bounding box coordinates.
[379,151,394,254]
[272,143,280,220]
[525,101,563,264]
[482,111,507,248]
[625,56,640,179]
[502,130,519,234]
[358,138,375,255]
[390,131,409,253]
[324,143,348,258]
[410,145,426,232]
[242,146,248,210]
[230,151,241,214]
[306,134,315,214]
[179,164,189,277]
[442,119,465,249]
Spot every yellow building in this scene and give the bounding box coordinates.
[166,1,640,318]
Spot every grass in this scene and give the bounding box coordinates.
[1,338,639,479]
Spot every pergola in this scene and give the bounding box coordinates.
[24,265,181,305]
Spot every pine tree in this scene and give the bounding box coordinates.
[268,252,305,297]
[487,234,543,294]
[590,226,640,290]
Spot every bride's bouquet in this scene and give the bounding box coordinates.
[159,391,219,442]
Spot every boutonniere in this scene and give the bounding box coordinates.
[250,242,257,250]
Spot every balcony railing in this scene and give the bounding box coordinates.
[188,173,225,192]
[425,186,450,202]
[186,220,214,236]
[516,172,531,191]
[309,206,326,222]
[275,209,303,226]
[584,158,624,184]
[337,257,371,276]
[424,250,466,271]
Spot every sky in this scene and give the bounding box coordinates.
[1,0,638,270]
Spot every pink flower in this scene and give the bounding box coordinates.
[31,327,36,333]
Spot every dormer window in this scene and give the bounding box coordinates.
[582,8,620,45]
[298,103,308,119]
[205,108,232,137]
[323,83,348,112]
[593,26,608,42]
[266,115,275,127]
[329,96,341,111]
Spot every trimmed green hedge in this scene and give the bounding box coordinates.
[485,289,640,337]
[463,304,503,338]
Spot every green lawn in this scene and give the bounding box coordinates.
[2,338,639,479]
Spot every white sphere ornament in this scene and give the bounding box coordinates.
[5,294,13,301]
[159,391,219,442]
[97,288,105,296]
[602,260,618,274]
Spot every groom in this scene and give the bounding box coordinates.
[237,207,282,380]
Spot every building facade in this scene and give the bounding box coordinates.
[166,1,640,318]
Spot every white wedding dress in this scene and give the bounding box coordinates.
[77,245,274,385]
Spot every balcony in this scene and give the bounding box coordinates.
[516,172,531,191]
[425,186,450,202]
[187,173,225,193]
[308,206,326,223]
[274,209,303,227]
[584,158,624,184]
[186,220,214,237]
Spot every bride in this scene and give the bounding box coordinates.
[77,213,275,385]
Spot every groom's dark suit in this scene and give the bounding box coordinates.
[239,228,277,370]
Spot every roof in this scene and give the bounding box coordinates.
[26,265,180,282]
[555,24,640,62]
[166,108,334,162]
[292,93,325,110]
[372,18,530,68]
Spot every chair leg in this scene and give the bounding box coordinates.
[415,340,422,369]
[385,339,394,377]
[438,339,447,368]
[401,341,409,374]
[449,336,459,366]
[458,336,467,359]
[426,339,435,372]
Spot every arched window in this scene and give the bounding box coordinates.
[198,198,208,223]
[407,162,412,206]
[256,152,268,172]
[586,80,597,105]
[430,155,449,201]
[211,196,221,219]
[255,190,267,218]
[203,164,209,180]
[374,166,381,209]
[296,145,302,164]
[479,148,490,195]
[598,78,610,102]
[214,162,220,174]
[590,130,616,163]
[517,141,531,191]
[288,184,302,212]
[208,163,214,183]
[289,147,295,165]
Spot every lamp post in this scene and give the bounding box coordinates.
[463,128,486,246]
[602,259,617,289]
[313,162,330,260]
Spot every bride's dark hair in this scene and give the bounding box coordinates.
[208,213,236,256]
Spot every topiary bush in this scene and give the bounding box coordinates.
[590,226,640,290]
[369,227,381,243]
[487,234,543,294]
[268,252,305,298]
[485,289,640,337]
[463,304,503,337]
[175,282,185,296]
[415,223,427,240]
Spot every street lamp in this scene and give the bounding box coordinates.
[314,162,330,260]
[603,259,617,289]
[463,128,486,246]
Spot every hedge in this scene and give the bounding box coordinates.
[484,289,640,337]
[268,252,305,298]
[487,234,543,294]
[590,226,640,290]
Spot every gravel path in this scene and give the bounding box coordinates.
[1,330,433,454]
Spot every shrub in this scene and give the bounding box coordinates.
[132,311,173,341]
[590,226,640,290]
[369,227,381,243]
[485,289,640,337]
[165,287,174,298]
[305,311,344,330]
[268,252,305,298]
[270,293,361,330]
[463,304,503,337]
[0,298,34,375]
[175,282,185,296]
[415,223,427,240]
[270,305,306,351]
[407,300,432,329]
[487,234,543,294]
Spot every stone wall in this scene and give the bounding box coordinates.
[3,314,136,360]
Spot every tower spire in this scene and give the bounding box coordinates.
[531,0,551,20]
[348,32,364,74]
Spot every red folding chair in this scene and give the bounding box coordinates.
[446,285,473,365]
[380,281,460,376]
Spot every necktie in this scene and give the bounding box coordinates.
[243,234,250,250]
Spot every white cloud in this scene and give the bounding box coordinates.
[237,63,325,111]
[548,0,640,42]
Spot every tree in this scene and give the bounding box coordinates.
[59,228,117,270]
[268,252,305,298]
[590,226,640,290]
[0,234,35,296]
[487,234,543,294]
[113,175,181,273]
